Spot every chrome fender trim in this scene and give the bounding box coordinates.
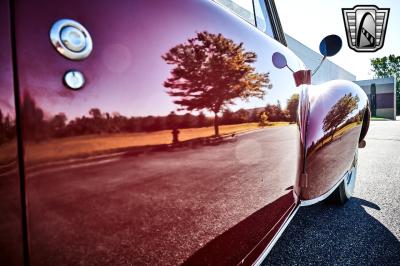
[300,170,348,207]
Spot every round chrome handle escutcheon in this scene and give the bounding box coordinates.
[60,26,86,52]
[64,70,85,90]
[50,19,93,60]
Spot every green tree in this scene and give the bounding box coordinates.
[249,109,259,123]
[234,109,250,123]
[222,109,234,125]
[197,112,207,128]
[166,111,179,129]
[322,93,359,140]
[50,113,67,137]
[259,111,269,127]
[181,113,195,128]
[21,92,45,142]
[286,94,299,122]
[264,103,285,122]
[370,55,400,115]
[89,108,102,119]
[88,108,103,134]
[162,31,272,136]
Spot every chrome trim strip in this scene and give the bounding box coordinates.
[253,171,349,265]
[252,204,300,266]
[300,171,348,207]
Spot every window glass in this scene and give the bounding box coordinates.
[254,0,275,37]
[215,0,255,25]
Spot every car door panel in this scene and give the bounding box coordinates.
[12,0,302,264]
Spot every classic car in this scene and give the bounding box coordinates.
[0,0,370,265]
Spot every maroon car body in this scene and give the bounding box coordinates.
[0,0,369,265]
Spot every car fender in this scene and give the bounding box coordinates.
[301,80,369,200]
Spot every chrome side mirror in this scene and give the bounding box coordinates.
[312,34,342,76]
[272,52,310,87]
[272,52,288,69]
[319,34,342,57]
[272,52,295,73]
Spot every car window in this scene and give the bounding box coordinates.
[254,0,275,37]
[214,0,256,25]
[214,0,275,39]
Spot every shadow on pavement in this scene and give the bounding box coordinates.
[263,197,400,265]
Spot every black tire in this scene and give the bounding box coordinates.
[327,149,358,205]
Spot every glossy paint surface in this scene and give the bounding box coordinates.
[0,0,24,265]
[302,80,369,200]
[12,0,304,264]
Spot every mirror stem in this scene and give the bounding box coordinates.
[286,64,295,73]
[312,56,326,77]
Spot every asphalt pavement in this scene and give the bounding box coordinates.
[263,119,400,265]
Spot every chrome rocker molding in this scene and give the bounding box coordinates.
[253,170,349,265]
[253,204,300,266]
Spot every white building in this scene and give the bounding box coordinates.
[285,34,356,84]
[355,77,397,120]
